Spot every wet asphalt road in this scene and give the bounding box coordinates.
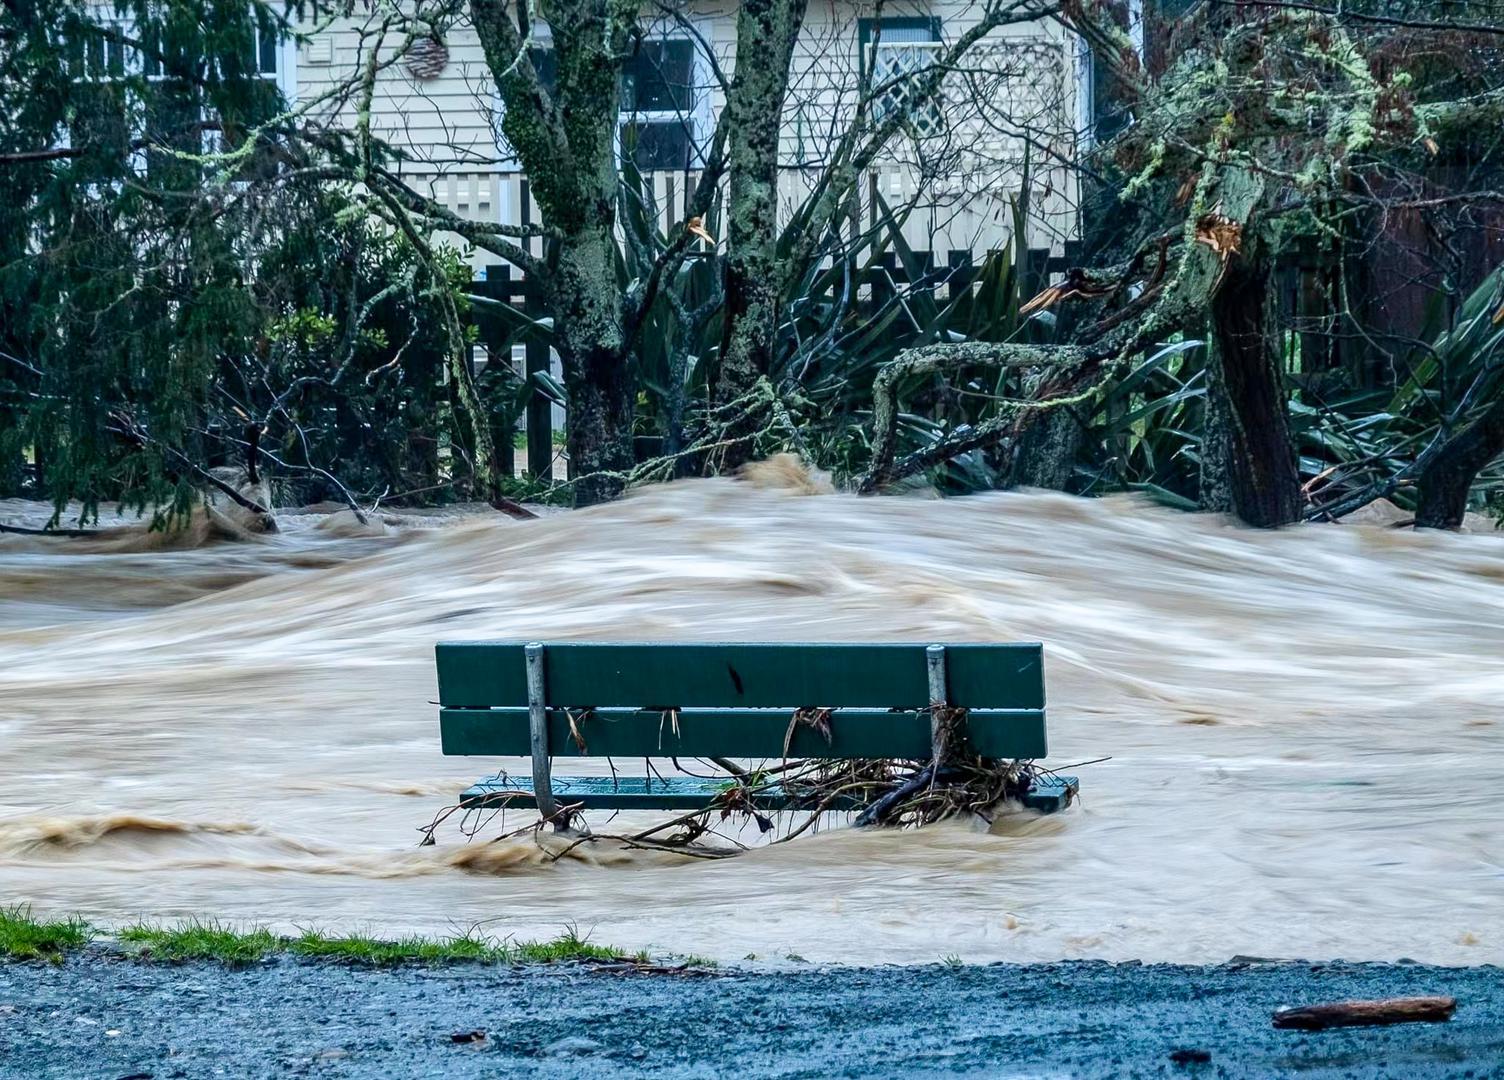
[2,957,1503,1078]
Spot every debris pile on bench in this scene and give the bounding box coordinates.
[426,641,1076,856]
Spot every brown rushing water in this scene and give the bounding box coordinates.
[2,476,1502,965]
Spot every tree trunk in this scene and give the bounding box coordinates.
[714,0,806,469]
[1201,256,1303,527]
[1012,409,1082,490]
[1415,393,1504,528]
[552,225,634,506]
[473,0,634,507]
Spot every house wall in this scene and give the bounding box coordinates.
[287,1,1082,268]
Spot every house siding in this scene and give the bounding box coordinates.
[294,2,1080,263]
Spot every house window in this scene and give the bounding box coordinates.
[67,11,294,180]
[620,38,697,171]
[72,14,293,97]
[69,18,139,81]
[137,18,292,98]
[502,30,708,173]
[860,17,945,136]
[1076,0,1141,146]
[82,32,131,79]
[257,23,280,78]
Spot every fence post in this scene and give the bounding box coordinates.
[523,278,553,481]
[480,265,515,480]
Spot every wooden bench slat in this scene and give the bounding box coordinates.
[435,641,1045,710]
[440,706,1048,760]
[458,773,1078,813]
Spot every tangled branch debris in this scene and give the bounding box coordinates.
[420,704,1064,859]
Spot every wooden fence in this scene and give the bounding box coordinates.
[425,165,1077,478]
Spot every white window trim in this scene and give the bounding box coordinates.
[77,6,296,96]
[866,38,945,127]
[270,34,298,102]
[617,18,713,172]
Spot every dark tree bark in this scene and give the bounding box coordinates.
[1011,407,1082,490]
[714,0,807,468]
[473,0,635,506]
[1200,255,1303,527]
[1415,394,1504,528]
[551,225,634,505]
[1273,997,1456,1031]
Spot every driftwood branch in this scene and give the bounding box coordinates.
[0,522,102,538]
[1272,997,1457,1031]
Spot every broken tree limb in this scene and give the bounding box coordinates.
[1272,996,1457,1031]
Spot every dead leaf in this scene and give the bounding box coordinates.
[566,708,590,753]
[686,216,715,245]
[1019,285,1065,316]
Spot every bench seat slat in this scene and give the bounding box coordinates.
[458,773,1078,813]
[435,641,1044,710]
[440,707,1048,760]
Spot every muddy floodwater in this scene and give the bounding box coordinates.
[2,477,1502,965]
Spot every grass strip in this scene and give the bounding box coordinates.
[0,906,93,963]
[3,910,692,969]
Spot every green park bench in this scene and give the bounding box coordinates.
[436,641,1076,819]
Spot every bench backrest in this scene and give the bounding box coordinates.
[437,641,1047,760]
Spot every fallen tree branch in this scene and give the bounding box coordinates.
[852,764,935,828]
[1273,997,1457,1031]
[108,412,272,517]
[860,343,1091,493]
[0,522,103,538]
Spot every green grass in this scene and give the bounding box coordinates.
[120,920,279,964]
[507,926,646,965]
[0,906,93,962]
[288,929,506,965]
[286,926,641,966]
[117,919,653,968]
[1,909,706,970]
[674,954,719,969]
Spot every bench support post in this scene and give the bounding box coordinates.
[525,641,559,820]
[926,644,948,762]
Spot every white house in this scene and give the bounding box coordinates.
[277,1,1087,272]
[75,1,1099,270]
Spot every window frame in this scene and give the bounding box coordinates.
[68,7,298,176]
[857,16,943,80]
[857,16,945,133]
[617,29,706,172]
[1075,0,1140,147]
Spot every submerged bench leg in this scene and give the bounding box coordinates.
[525,641,559,820]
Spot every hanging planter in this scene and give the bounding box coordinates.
[405,35,449,80]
